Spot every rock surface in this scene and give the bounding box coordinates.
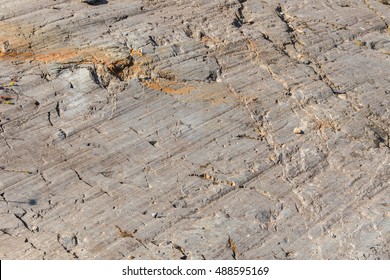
[0,0,389,260]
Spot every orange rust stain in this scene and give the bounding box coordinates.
[0,44,198,95]
[1,47,92,64]
[0,32,235,103]
[0,51,34,60]
[130,48,143,57]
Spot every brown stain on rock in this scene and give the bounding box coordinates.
[0,43,240,104]
[0,43,201,96]
[145,79,197,95]
[0,24,236,102]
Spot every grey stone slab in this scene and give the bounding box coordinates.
[0,0,389,260]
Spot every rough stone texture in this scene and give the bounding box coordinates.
[0,0,389,260]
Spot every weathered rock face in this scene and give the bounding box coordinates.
[0,0,389,260]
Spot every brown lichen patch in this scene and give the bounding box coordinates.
[353,40,366,47]
[104,57,134,81]
[115,225,135,238]
[314,119,341,133]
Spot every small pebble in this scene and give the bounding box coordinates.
[151,212,165,218]
[293,127,304,134]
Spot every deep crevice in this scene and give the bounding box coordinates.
[14,213,31,232]
[56,234,79,259]
[47,112,53,126]
[275,5,294,33]
[232,0,247,28]
[55,102,61,117]
[73,170,94,187]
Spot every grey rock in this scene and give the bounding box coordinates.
[0,0,389,260]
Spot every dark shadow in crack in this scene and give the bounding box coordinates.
[86,0,109,6]
[0,199,37,205]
